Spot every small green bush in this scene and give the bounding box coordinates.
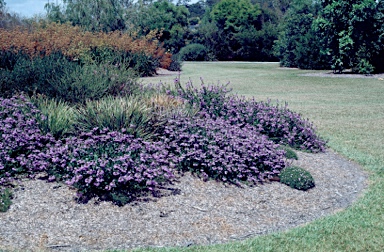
[85,48,158,77]
[179,44,208,61]
[49,63,138,104]
[0,188,13,212]
[279,166,315,190]
[354,58,375,75]
[127,52,158,77]
[0,51,78,98]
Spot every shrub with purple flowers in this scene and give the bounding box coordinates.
[0,95,55,185]
[219,97,327,152]
[46,128,177,205]
[174,79,232,118]
[172,81,326,152]
[159,114,286,184]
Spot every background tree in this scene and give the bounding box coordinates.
[208,0,262,60]
[45,1,67,23]
[314,0,384,73]
[206,0,221,9]
[0,0,25,29]
[127,0,189,53]
[274,0,327,69]
[46,0,127,32]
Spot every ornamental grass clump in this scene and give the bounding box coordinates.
[32,96,79,139]
[159,114,286,184]
[0,95,55,185]
[76,96,156,140]
[146,93,198,122]
[46,128,177,205]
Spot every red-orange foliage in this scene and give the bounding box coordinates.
[0,22,170,68]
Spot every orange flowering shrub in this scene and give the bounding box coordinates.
[0,23,170,68]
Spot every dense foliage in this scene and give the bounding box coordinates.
[0,95,56,185]
[3,0,384,72]
[46,0,127,32]
[47,128,177,204]
[274,0,328,69]
[0,22,168,70]
[178,43,208,61]
[314,0,384,73]
[276,0,384,73]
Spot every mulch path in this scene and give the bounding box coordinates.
[0,149,368,251]
[300,71,384,79]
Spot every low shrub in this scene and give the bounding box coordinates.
[128,52,158,77]
[0,95,55,185]
[179,44,208,61]
[173,82,326,152]
[49,63,138,104]
[222,97,327,152]
[46,128,177,205]
[0,51,78,98]
[279,166,315,190]
[159,114,286,184]
[354,58,375,75]
[146,93,198,122]
[86,47,160,77]
[174,80,232,118]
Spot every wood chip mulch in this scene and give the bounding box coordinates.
[0,149,368,251]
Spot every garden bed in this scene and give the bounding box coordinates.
[0,150,367,251]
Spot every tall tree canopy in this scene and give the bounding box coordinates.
[314,0,384,73]
[46,0,127,32]
[127,0,190,53]
[274,0,327,69]
[198,0,264,60]
[211,0,261,32]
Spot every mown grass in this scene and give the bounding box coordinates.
[136,62,384,252]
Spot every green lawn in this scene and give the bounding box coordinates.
[136,62,384,252]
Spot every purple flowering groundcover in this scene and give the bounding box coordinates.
[0,83,326,205]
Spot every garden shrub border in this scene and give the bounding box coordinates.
[0,79,325,206]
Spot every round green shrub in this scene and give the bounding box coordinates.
[279,166,315,190]
[179,43,207,61]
